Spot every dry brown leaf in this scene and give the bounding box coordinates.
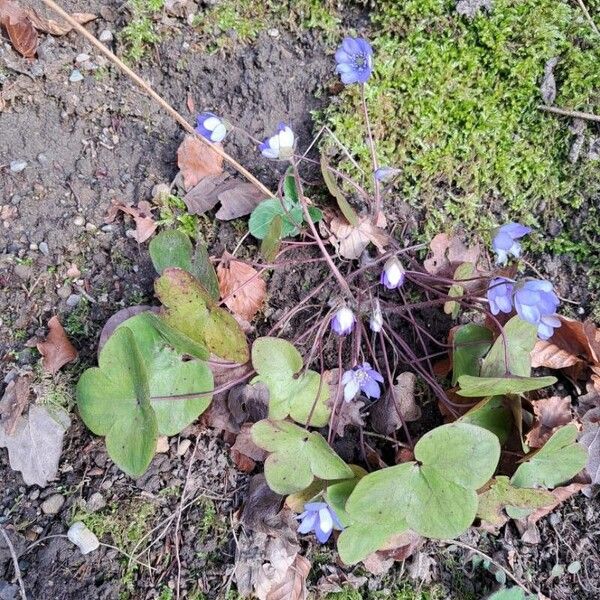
[0,0,38,57]
[24,8,96,35]
[520,483,585,530]
[363,530,424,574]
[423,233,480,277]
[105,199,157,243]
[240,474,292,537]
[186,92,195,113]
[531,340,583,370]
[217,252,266,322]
[177,135,223,191]
[0,373,32,435]
[228,383,269,425]
[328,214,389,259]
[183,173,232,215]
[526,396,573,449]
[37,316,78,374]
[216,182,265,220]
[371,372,421,436]
[230,422,267,473]
[266,554,310,600]
[324,369,365,437]
[315,571,367,595]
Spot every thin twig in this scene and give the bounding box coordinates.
[538,104,600,123]
[40,0,275,200]
[0,527,27,600]
[576,0,600,37]
[438,539,536,597]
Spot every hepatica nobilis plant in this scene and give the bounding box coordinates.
[76,36,587,567]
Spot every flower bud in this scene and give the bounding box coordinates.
[380,257,405,290]
[331,306,355,336]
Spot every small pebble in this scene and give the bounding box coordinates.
[69,69,84,83]
[41,493,65,515]
[57,284,72,300]
[39,241,49,256]
[85,223,98,232]
[75,53,91,63]
[267,28,280,38]
[156,436,169,453]
[37,154,49,167]
[68,522,100,555]
[86,492,106,513]
[29,242,38,251]
[177,439,191,456]
[66,294,82,308]
[73,215,85,226]
[99,29,113,43]
[10,160,27,173]
[29,489,40,501]
[101,225,113,233]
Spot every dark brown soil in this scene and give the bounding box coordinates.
[1,2,599,599]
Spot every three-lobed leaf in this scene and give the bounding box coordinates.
[457,374,557,397]
[452,324,493,385]
[251,419,353,495]
[251,337,330,426]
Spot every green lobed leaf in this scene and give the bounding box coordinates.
[477,476,554,525]
[251,419,353,495]
[481,316,537,378]
[149,230,219,300]
[459,396,512,444]
[452,324,493,385]
[457,375,557,397]
[511,425,587,489]
[338,423,501,564]
[77,327,158,477]
[260,214,283,262]
[487,587,536,600]
[155,268,249,363]
[248,199,303,240]
[251,337,330,427]
[283,171,299,204]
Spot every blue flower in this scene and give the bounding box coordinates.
[487,277,514,315]
[342,362,384,402]
[492,222,531,265]
[374,166,400,182]
[195,112,227,143]
[513,279,560,340]
[258,123,295,160]
[380,257,405,289]
[335,37,374,85]
[297,502,343,543]
[331,306,355,336]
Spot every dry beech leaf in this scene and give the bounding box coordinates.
[423,233,480,277]
[105,199,157,243]
[37,316,78,374]
[216,182,265,221]
[24,8,96,35]
[324,369,364,437]
[177,135,223,191]
[0,0,38,57]
[217,252,266,322]
[328,213,389,259]
[531,339,583,370]
[0,373,32,436]
[183,173,232,215]
[526,396,573,449]
[371,372,420,436]
[265,554,310,600]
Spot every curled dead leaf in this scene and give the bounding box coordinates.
[37,316,78,374]
[105,199,157,243]
[24,8,96,36]
[371,372,421,436]
[177,135,223,191]
[0,373,32,435]
[217,252,266,322]
[526,396,573,449]
[230,423,267,473]
[0,0,38,58]
[328,213,389,260]
[325,369,364,437]
[423,233,480,277]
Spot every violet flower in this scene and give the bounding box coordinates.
[195,112,227,143]
[374,166,400,182]
[492,222,531,265]
[331,306,355,336]
[297,502,343,543]
[258,123,295,160]
[335,37,374,85]
[513,279,560,340]
[487,277,514,315]
[380,257,405,290]
[342,362,384,402]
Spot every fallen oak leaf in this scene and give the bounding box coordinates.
[177,134,223,191]
[37,316,78,374]
[105,199,157,243]
[525,396,573,449]
[0,373,32,435]
[0,0,38,58]
[423,233,480,277]
[217,252,266,322]
[24,8,96,36]
[328,213,389,260]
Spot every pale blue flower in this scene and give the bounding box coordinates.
[342,362,384,402]
[374,166,400,182]
[258,123,295,160]
[195,112,227,143]
[487,277,514,315]
[335,37,374,85]
[331,306,355,336]
[492,222,531,265]
[297,502,343,543]
[513,279,560,340]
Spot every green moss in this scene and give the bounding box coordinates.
[324,583,448,600]
[63,299,91,339]
[323,0,600,247]
[157,193,200,239]
[121,0,165,62]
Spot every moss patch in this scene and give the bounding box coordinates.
[120,0,165,62]
[323,0,600,249]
